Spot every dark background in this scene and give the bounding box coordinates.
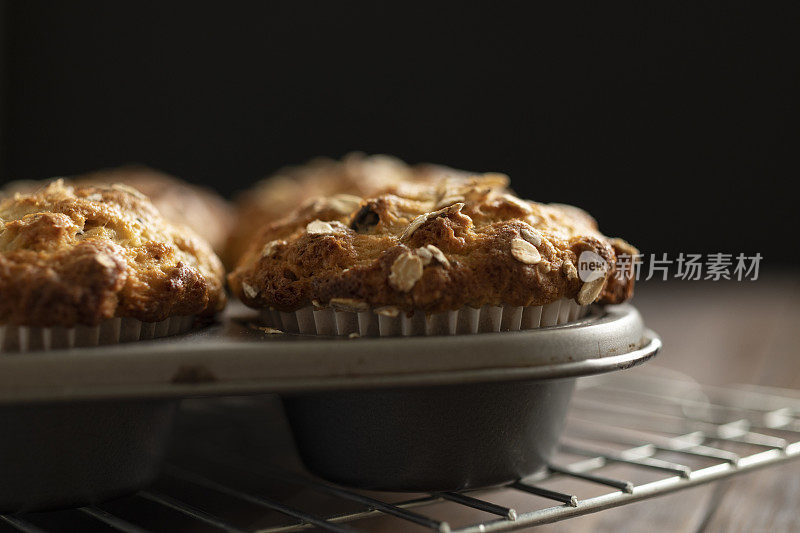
[0,2,797,264]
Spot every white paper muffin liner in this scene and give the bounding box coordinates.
[0,315,196,353]
[260,298,588,337]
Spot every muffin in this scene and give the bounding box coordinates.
[0,179,226,351]
[228,172,636,336]
[225,152,471,266]
[2,165,235,255]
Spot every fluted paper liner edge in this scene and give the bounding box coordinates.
[0,315,196,353]
[261,298,588,337]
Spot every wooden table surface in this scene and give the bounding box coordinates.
[536,275,800,533]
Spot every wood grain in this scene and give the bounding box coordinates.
[692,276,800,533]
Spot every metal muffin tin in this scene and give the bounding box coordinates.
[0,304,659,510]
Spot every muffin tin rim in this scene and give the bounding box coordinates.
[0,304,658,405]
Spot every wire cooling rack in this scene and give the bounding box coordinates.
[4,368,800,533]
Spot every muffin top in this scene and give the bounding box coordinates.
[225,152,470,265]
[0,166,235,255]
[0,180,226,327]
[76,165,234,254]
[228,173,637,314]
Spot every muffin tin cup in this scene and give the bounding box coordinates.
[262,298,587,336]
[0,315,196,353]
[0,314,196,512]
[0,399,177,513]
[275,300,630,492]
[283,378,576,492]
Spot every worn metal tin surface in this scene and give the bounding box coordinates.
[0,304,655,405]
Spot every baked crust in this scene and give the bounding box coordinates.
[2,166,234,255]
[225,152,471,266]
[0,180,226,327]
[77,165,234,254]
[228,174,637,313]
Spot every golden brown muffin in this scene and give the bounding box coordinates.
[2,166,234,255]
[225,152,471,266]
[228,173,636,314]
[0,180,226,327]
